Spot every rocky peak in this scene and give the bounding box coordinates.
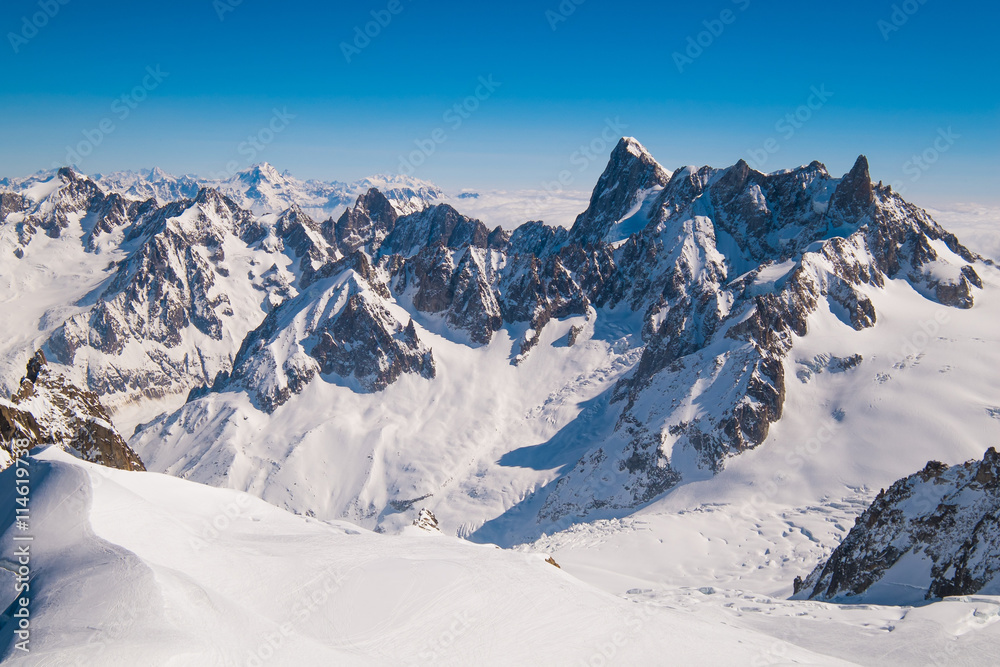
[708,160,833,263]
[218,269,435,412]
[717,158,753,192]
[56,166,82,183]
[272,206,334,286]
[0,192,26,218]
[507,220,569,257]
[327,187,399,253]
[194,186,227,207]
[25,349,45,382]
[827,155,875,223]
[309,289,436,391]
[795,447,1000,604]
[649,165,719,225]
[569,137,672,247]
[0,351,144,471]
[394,244,503,345]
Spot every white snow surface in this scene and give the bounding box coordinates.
[0,447,869,666]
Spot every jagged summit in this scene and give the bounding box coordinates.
[619,136,654,158]
[327,187,399,253]
[828,154,875,222]
[569,136,672,246]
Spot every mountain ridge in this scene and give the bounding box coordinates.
[0,140,993,548]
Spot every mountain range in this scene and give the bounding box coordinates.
[2,139,999,664]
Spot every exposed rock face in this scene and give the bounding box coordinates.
[507,220,568,257]
[218,269,435,413]
[0,168,158,256]
[40,186,341,409]
[827,155,875,224]
[393,244,503,345]
[85,192,154,251]
[48,189,263,401]
[526,152,983,522]
[568,137,672,247]
[0,192,27,219]
[795,448,1000,604]
[310,294,435,392]
[707,159,833,263]
[271,205,336,288]
[0,352,143,471]
[380,203,492,257]
[327,187,399,253]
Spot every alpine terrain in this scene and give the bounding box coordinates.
[1,140,999,665]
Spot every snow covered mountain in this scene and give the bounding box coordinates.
[0,351,142,471]
[109,137,995,546]
[2,137,1000,664]
[95,167,202,204]
[93,164,444,219]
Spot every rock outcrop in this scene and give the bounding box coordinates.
[795,448,1000,604]
[413,508,441,532]
[569,137,672,247]
[0,351,143,471]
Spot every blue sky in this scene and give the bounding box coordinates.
[1,0,997,209]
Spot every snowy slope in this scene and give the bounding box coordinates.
[0,447,853,666]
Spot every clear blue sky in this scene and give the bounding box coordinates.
[1,0,997,208]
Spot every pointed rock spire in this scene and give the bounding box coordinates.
[716,158,752,192]
[568,137,672,246]
[828,155,875,222]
